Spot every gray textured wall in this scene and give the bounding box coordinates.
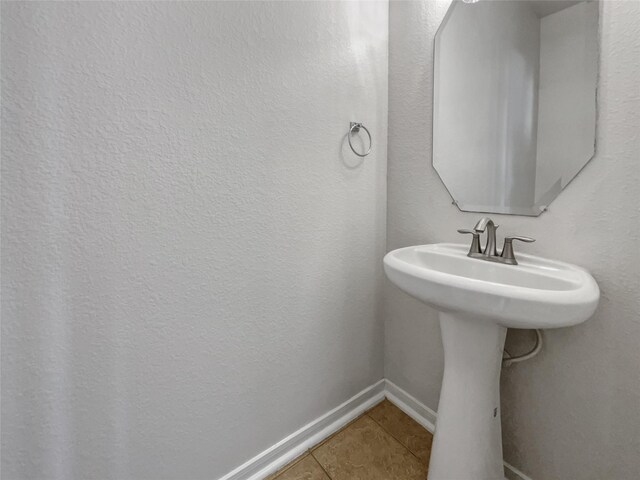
[1,2,388,478]
[386,1,640,478]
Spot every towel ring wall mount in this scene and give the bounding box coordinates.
[348,122,372,157]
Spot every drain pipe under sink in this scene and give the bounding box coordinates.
[502,329,543,367]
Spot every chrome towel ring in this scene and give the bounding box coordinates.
[348,122,372,157]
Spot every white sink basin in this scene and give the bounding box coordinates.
[384,243,599,329]
[383,243,599,480]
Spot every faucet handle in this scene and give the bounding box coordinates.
[505,235,535,243]
[457,229,482,256]
[500,235,535,265]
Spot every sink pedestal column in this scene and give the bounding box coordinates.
[428,313,507,480]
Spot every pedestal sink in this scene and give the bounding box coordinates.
[383,243,599,480]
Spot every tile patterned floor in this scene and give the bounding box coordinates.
[266,399,433,480]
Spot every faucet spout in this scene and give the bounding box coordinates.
[473,217,493,233]
[473,217,499,256]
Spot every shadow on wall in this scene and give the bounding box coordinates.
[340,132,367,170]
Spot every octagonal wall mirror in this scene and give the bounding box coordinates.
[433,0,599,216]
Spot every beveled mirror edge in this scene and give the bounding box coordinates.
[431,0,601,218]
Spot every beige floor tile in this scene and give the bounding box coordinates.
[312,415,427,480]
[367,399,433,465]
[269,454,330,480]
[310,412,369,451]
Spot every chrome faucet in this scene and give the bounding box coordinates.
[458,217,535,265]
[473,217,498,257]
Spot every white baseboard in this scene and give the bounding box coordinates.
[218,379,386,480]
[219,378,532,480]
[383,379,438,432]
[503,461,534,480]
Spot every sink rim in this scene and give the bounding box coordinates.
[384,243,600,328]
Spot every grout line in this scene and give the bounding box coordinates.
[308,412,364,452]
[309,451,334,480]
[366,399,432,467]
[270,397,402,480]
[309,397,383,453]
[365,411,428,468]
